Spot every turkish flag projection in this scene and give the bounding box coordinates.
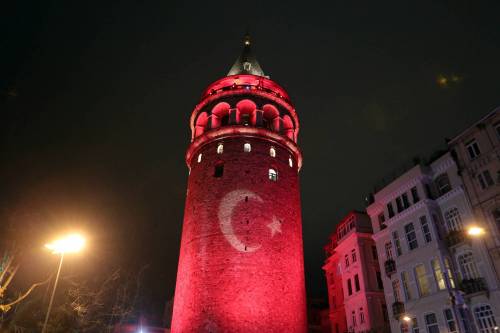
[171,136,307,333]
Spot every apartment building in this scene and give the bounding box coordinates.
[366,150,500,332]
[324,212,390,333]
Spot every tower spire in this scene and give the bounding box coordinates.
[227,34,266,77]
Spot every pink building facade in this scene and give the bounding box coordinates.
[324,212,390,333]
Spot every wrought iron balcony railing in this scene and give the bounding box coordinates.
[445,230,467,247]
[459,278,488,295]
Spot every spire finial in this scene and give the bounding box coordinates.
[244,33,251,46]
[227,33,266,77]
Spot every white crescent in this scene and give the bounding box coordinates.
[218,189,262,252]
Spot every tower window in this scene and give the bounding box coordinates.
[270,147,276,157]
[244,143,251,152]
[289,156,293,168]
[197,153,202,163]
[217,143,223,154]
[214,163,224,178]
[269,168,278,181]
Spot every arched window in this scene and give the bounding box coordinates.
[457,252,480,280]
[217,143,223,154]
[474,304,497,333]
[197,153,202,163]
[214,162,224,178]
[444,208,462,232]
[269,168,278,181]
[289,156,293,168]
[270,147,276,157]
[244,143,251,153]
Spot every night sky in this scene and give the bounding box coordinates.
[2,0,500,321]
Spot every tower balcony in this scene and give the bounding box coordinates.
[385,259,396,277]
[392,302,405,319]
[459,278,488,295]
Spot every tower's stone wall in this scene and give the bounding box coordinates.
[171,135,306,332]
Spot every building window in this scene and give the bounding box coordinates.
[385,241,394,259]
[243,143,251,152]
[217,143,224,154]
[466,140,481,160]
[388,202,395,218]
[458,252,480,280]
[435,173,452,196]
[424,313,439,333]
[411,318,420,333]
[392,279,402,302]
[360,307,365,324]
[444,208,463,232]
[431,259,446,290]
[420,216,432,243]
[411,186,420,203]
[396,197,404,213]
[354,274,360,291]
[443,309,458,333]
[289,156,293,168]
[393,231,403,256]
[444,257,456,288]
[269,147,276,157]
[268,168,278,181]
[415,264,431,296]
[401,271,413,301]
[402,193,411,209]
[352,249,357,263]
[347,279,353,296]
[214,163,224,178]
[477,170,494,189]
[378,213,386,230]
[197,153,202,163]
[352,310,357,327]
[492,209,500,232]
[345,254,350,268]
[372,245,378,260]
[459,308,473,333]
[474,304,497,333]
[405,223,419,250]
[376,271,384,289]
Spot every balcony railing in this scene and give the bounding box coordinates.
[392,301,405,319]
[385,259,396,277]
[445,230,467,247]
[459,278,488,295]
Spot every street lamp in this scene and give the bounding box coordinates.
[467,226,485,237]
[41,233,85,333]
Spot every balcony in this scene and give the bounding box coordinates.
[445,230,467,247]
[392,301,405,319]
[459,278,488,295]
[385,259,396,277]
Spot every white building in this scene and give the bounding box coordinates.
[448,107,500,332]
[366,151,500,333]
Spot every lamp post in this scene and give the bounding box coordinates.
[41,234,85,333]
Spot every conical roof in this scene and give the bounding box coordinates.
[227,34,266,77]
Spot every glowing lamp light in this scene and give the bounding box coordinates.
[402,315,411,322]
[45,234,85,254]
[467,226,485,237]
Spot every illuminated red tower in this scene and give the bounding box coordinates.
[171,35,307,333]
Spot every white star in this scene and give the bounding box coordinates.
[267,217,282,237]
